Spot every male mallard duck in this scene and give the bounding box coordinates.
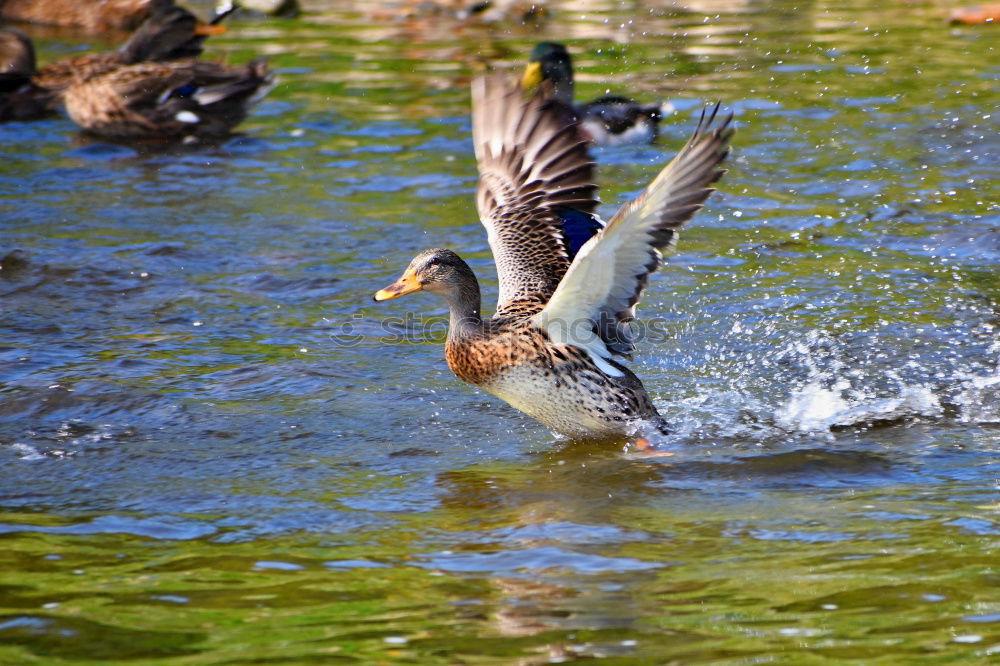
[521,42,668,147]
[62,57,273,140]
[374,74,732,440]
[1,0,180,32]
[0,28,53,121]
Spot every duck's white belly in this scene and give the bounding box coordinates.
[480,363,633,439]
[582,117,657,147]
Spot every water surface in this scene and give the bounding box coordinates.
[1,0,999,662]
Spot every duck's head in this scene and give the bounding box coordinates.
[373,248,476,303]
[522,42,574,103]
[0,29,37,85]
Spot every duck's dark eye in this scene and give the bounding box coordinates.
[426,258,442,268]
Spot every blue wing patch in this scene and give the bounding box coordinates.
[556,207,603,259]
[171,83,199,98]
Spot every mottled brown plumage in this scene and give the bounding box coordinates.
[32,2,230,108]
[473,76,599,310]
[374,74,733,440]
[2,0,167,32]
[3,2,271,141]
[0,2,232,124]
[63,58,273,140]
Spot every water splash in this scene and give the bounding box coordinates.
[776,382,942,435]
[953,342,1000,424]
[658,326,961,444]
[772,330,944,434]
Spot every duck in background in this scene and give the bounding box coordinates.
[32,2,235,107]
[0,1,235,122]
[1,1,273,141]
[0,28,50,121]
[521,42,670,147]
[2,0,178,33]
[57,2,272,142]
[62,57,273,142]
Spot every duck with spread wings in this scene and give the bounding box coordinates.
[374,74,733,440]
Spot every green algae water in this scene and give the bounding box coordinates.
[1,0,998,662]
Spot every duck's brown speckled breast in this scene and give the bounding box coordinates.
[445,321,665,439]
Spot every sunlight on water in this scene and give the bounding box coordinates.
[955,342,1000,424]
[1,0,999,662]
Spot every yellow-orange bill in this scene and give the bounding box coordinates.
[521,61,543,90]
[373,270,422,302]
[194,23,228,35]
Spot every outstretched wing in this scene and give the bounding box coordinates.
[471,73,601,314]
[531,104,734,375]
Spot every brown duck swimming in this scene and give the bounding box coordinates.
[63,57,273,141]
[55,2,271,141]
[0,2,232,121]
[1,0,187,33]
[34,2,234,106]
[374,74,733,440]
[0,2,270,140]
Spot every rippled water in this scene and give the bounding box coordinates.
[1,0,999,662]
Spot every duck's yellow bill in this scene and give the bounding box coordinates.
[373,270,422,302]
[521,61,543,90]
[194,23,228,35]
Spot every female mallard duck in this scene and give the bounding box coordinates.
[62,57,273,140]
[374,74,732,440]
[31,1,234,109]
[521,42,668,147]
[2,1,235,122]
[1,2,267,140]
